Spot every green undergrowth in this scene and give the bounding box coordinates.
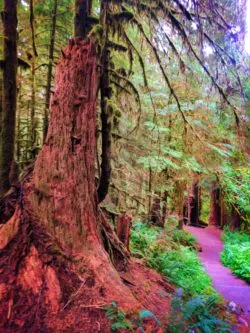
[105,221,233,332]
[105,294,233,332]
[130,221,216,297]
[221,229,250,282]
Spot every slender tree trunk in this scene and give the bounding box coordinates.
[16,69,22,163]
[30,57,37,158]
[97,0,113,203]
[148,167,152,219]
[161,190,167,226]
[231,206,241,229]
[75,0,90,38]
[188,178,200,225]
[97,47,113,202]
[150,193,163,227]
[43,0,58,142]
[29,0,38,159]
[0,74,3,152]
[209,182,221,226]
[0,0,18,196]
[176,181,185,229]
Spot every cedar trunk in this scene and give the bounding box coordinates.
[0,0,18,196]
[0,40,140,332]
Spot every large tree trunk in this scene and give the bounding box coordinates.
[0,0,18,196]
[0,40,141,332]
[209,182,221,227]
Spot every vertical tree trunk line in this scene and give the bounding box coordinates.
[97,0,113,203]
[16,68,23,163]
[0,0,18,196]
[187,178,200,225]
[209,182,221,226]
[161,190,168,226]
[29,0,38,159]
[0,74,2,152]
[74,0,91,38]
[43,0,58,142]
[148,167,152,220]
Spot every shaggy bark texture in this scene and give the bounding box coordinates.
[0,39,171,332]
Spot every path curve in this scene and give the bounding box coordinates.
[186,226,250,314]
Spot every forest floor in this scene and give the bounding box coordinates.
[186,226,250,329]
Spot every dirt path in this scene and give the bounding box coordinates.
[186,226,250,315]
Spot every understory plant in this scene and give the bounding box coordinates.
[130,221,215,296]
[221,229,250,282]
[166,289,233,333]
[128,222,233,332]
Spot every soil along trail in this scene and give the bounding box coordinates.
[186,226,250,314]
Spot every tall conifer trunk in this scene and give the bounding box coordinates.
[0,39,140,332]
[0,0,18,196]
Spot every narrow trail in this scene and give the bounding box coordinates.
[186,226,250,315]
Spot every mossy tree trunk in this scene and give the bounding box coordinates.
[0,39,140,332]
[0,0,18,196]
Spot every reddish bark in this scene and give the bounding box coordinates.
[0,40,135,332]
[116,214,132,251]
[0,39,171,332]
[209,182,221,226]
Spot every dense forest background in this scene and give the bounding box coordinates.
[0,0,249,332]
[0,0,249,230]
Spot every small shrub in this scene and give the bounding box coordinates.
[167,289,233,333]
[172,229,198,248]
[105,302,132,331]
